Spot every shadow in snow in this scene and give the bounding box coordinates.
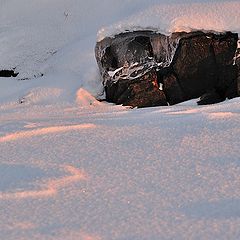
[0,164,87,200]
[0,164,47,192]
[181,199,240,219]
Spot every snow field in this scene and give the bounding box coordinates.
[0,0,240,239]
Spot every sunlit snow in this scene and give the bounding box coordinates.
[0,0,240,239]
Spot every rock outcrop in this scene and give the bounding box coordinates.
[95,30,239,107]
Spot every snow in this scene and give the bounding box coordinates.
[0,0,240,239]
[1,99,240,240]
[97,1,240,41]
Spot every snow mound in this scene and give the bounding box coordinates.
[98,1,240,41]
[76,88,105,107]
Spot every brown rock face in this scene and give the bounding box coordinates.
[162,73,185,105]
[172,32,238,101]
[95,30,239,107]
[236,44,240,95]
[105,63,167,108]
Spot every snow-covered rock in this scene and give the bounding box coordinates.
[96,31,239,107]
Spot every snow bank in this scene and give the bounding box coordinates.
[98,1,240,41]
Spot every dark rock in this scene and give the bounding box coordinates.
[216,65,238,99]
[236,45,240,95]
[172,32,238,101]
[162,73,185,105]
[95,30,239,107]
[172,32,218,99]
[105,63,167,108]
[197,89,224,105]
[0,70,19,77]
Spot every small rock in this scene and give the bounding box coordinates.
[197,89,224,105]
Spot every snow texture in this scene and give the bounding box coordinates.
[97,1,240,41]
[0,0,240,239]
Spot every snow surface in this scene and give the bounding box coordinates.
[1,0,240,239]
[98,1,240,41]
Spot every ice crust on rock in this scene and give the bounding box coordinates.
[95,30,181,88]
